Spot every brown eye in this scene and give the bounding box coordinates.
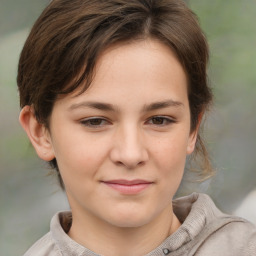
[147,116,175,126]
[80,118,110,128]
[88,119,104,125]
[152,117,165,125]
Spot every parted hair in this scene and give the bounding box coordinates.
[17,0,213,188]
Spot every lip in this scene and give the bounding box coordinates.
[101,179,153,194]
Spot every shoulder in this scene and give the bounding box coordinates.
[196,218,256,255]
[190,193,256,255]
[23,211,71,256]
[23,232,61,256]
[173,193,256,255]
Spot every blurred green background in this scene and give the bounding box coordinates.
[0,0,255,255]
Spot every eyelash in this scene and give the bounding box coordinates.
[146,116,176,126]
[80,117,111,128]
[80,116,175,129]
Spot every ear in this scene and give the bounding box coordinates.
[186,112,203,155]
[19,106,55,161]
[186,129,198,155]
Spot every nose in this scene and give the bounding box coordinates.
[110,125,149,169]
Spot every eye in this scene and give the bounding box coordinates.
[80,117,110,128]
[146,116,175,126]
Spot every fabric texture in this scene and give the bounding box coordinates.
[23,193,256,256]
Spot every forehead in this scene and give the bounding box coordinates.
[57,39,188,110]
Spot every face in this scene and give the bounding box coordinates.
[44,39,197,228]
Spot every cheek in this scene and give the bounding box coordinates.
[150,135,189,197]
[150,141,186,205]
[152,136,189,174]
[51,132,109,180]
[55,143,105,200]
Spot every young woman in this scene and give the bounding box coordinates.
[18,0,256,255]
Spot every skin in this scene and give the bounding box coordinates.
[20,39,198,256]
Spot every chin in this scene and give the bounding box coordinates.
[105,207,157,229]
[109,217,151,229]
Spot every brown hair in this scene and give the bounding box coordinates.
[17,0,213,188]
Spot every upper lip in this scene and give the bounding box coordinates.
[102,179,153,185]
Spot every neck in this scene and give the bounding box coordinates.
[68,205,181,256]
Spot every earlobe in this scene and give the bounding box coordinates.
[19,106,55,161]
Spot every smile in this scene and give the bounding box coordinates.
[101,179,154,195]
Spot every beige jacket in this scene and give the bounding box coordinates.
[24,193,256,256]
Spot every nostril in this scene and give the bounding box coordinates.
[116,161,124,166]
[138,161,145,166]
[114,159,146,169]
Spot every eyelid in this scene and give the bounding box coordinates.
[80,117,111,128]
[146,115,176,125]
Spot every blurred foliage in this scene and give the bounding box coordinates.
[185,0,256,208]
[0,0,46,35]
[0,0,255,255]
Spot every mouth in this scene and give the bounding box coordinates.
[101,179,154,195]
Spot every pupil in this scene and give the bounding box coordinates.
[153,117,163,124]
[91,119,102,125]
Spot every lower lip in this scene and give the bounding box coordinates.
[103,182,152,194]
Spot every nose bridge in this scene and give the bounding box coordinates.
[111,122,148,168]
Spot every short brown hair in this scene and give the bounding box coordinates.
[17,0,213,188]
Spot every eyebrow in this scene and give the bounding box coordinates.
[68,101,116,111]
[143,99,184,112]
[68,99,184,112]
